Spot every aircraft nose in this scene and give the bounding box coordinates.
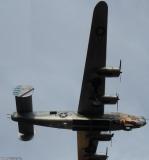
[139,117,146,126]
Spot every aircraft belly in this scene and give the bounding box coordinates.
[72,119,111,131]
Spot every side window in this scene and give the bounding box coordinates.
[50,111,57,115]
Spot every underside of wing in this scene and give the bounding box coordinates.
[78,2,108,117]
[77,131,99,160]
[77,131,113,160]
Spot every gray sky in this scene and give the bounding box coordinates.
[0,0,149,160]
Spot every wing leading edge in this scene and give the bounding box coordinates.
[77,2,108,160]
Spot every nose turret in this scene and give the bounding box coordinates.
[138,117,146,127]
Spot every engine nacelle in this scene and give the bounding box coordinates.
[97,67,121,77]
[97,60,122,78]
[12,85,34,141]
[91,132,114,141]
[100,95,119,104]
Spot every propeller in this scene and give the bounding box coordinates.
[107,130,114,147]
[106,147,108,155]
[119,59,122,82]
[110,138,113,147]
[116,93,120,112]
[107,130,113,147]
[106,147,109,159]
[119,59,122,71]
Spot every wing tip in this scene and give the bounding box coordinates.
[95,1,108,9]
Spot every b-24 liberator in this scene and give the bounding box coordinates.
[11,1,146,160]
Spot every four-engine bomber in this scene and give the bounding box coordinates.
[11,2,147,160]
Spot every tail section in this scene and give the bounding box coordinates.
[13,85,34,141]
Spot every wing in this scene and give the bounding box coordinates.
[77,131,99,160]
[77,2,108,159]
[78,1,108,117]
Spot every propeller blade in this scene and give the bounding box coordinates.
[116,93,119,112]
[119,60,122,82]
[119,59,122,71]
[116,93,120,100]
[106,147,108,156]
[117,101,118,112]
[110,139,112,147]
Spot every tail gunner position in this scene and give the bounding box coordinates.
[11,2,146,160]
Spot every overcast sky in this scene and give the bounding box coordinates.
[0,0,149,160]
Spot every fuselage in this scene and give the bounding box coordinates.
[11,111,146,131]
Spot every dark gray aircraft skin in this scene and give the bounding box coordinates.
[11,1,146,160]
